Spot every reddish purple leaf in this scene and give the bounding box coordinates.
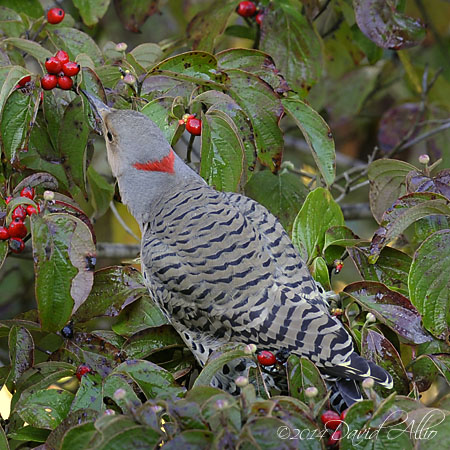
[344,281,432,344]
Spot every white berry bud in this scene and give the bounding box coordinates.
[362,377,375,389]
[305,386,318,398]
[235,376,249,388]
[244,344,257,355]
[43,190,54,201]
[113,388,126,400]
[123,73,136,85]
[104,409,115,415]
[215,399,229,409]
[366,312,376,323]
[418,154,430,165]
[115,42,127,52]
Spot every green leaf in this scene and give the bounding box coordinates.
[245,169,308,234]
[140,97,182,144]
[7,426,50,443]
[0,7,25,37]
[74,266,147,323]
[344,281,432,344]
[16,389,74,430]
[369,192,450,263]
[225,69,284,172]
[73,0,111,27]
[1,87,40,162]
[217,48,290,94]
[282,96,335,186]
[58,96,91,191]
[87,166,114,217]
[31,213,96,332]
[0,425,9,449]
[408,230,450,340]
[195,91,258,182]
[114,0,159,32]
[368,159,416,223]
[287,354,327,403]
[147,51,226,88]
[200,110,245,192]
[122,325,184,359]
[0,0,43,18]
[361,329,409,394]
[102,374,141,413]
[164,430,214,449]
[259,0,323,96]
[50,27,103,65]
[6,326,34,386]
[348,245,411,293]
[3,37,52,60]
[187,0,239,52]
[130,43,162,69]
[113,359,184,399]
[353,0,425,49]
[310,257,331,291]
[71,372,103,412]
[327,66,381,118]
[292,187,344,263]
[0,65,29,114]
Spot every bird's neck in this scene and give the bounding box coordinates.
[116,154,205,228]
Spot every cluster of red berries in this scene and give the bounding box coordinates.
[237,1,264,25]
[76,364,92,381]
[0,187,40,254]
[179,114,202,136]
[47,7,65,25]
[321,409,348,446]
[41,50,80,91]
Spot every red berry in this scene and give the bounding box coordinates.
[57,76,73,90]
[257,350,276,366]
[0,226,9,240]
[45,56,62,74]
[20,186,35,200]
[327,429,341,447]
[340,409,348,421]
[62,62,80,77]
[9,237,25,254]
[237,1,257,17]
[5,196,13,204]
[47,8,65,25]
[76,364,91,381]
[12,206,27,221]
[185,117,202,136]
[26,204,40,216]
[55,50,69,65]
[321,410,341,430]
[41,74,57,90]
[255,12,264,25]
[18,75,31,87]
[8,218,27,239]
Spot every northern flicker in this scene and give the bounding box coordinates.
[84,92,393,410]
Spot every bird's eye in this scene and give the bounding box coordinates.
[106,131,113,142]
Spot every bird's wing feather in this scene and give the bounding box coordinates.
[141,185,354,361]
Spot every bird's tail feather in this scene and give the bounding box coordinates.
[327,353,393,388]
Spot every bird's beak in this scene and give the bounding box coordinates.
[81,89,111,123]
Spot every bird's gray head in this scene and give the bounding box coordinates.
[83,91,202,224]
[83,92,174,179]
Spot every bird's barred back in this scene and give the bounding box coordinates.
[140,180,392,393]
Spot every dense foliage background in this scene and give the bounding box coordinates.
[0,0,449,448]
